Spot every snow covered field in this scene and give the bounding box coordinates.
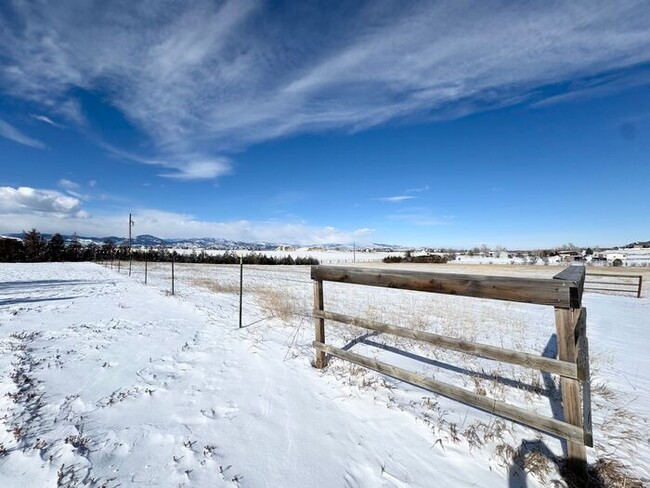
[0,262,648,487]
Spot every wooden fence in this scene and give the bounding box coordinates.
[585,272,642,298]
[312,265,592,478]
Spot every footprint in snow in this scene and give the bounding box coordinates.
[200,403,239,420]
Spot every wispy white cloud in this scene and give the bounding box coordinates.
[531,65,650,108]
[387,207,452,226]
[1,1,649,178]
[58,178,80,191]
[378,195,416,203]
[53,179,119,203]
[406,185,429,194]
[158,157,231,181]
[0,118,45,148]
[31,113,63,128]
[101,143,231,181]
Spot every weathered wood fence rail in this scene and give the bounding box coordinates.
[585,272,642,298]
[312,265,593,477]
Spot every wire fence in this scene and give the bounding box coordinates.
[97,258,649,325]
[97,259,316,329]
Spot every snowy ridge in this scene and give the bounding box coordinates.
[2,233,408,252]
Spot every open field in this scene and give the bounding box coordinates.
[1,262,648,487]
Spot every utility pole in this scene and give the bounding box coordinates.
[128,213,135,277]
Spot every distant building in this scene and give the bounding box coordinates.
[558,251,582,262]
[275,245,295,251]
[489,251,509,259]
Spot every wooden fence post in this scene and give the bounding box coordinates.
[314,279,327,368]
[554,308,587,477]
[553,266,587,482]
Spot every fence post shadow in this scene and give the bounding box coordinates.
[341,331,378,351]
[508,333,600,488]
[342,331,588,487]
[540,333,567,456]
[508,334,563,487]
[336,331,598,487]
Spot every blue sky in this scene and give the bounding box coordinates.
[1,0,649,247]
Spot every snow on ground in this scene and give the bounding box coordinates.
[0,262,648,487]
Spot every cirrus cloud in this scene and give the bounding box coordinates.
[0,118,45,149]
[377,195,417,203]
[1,1,649,180]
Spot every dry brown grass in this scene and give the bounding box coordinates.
[256,287,303,321]
[191,278,240,294]
[586,458,646,488]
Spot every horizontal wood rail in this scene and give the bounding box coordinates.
[314,309,579,379]
[311,266,582,309]
[312,264,592,478]
[314,341,585,443]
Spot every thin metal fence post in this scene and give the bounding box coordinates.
[171,254,175,295]
[239,256,243,328]
[145,255,148,285]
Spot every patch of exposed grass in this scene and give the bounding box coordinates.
[256,287,303,321]
[191,278,240,294]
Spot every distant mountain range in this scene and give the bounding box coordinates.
[0,233,407,252]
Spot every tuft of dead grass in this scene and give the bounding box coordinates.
[191,278,240,294]
[256,287,303,321]
[585,458,646,488]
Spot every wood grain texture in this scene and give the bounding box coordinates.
[313,341,585,443]
[311,266,575,308]
[575,309,593,448]
[554,307,587,470]
[313,280,327,368]
[553,266,585,309]
[314,309,578,378]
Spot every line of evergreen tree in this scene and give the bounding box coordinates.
[0,229,319,265]
[127,247,318,265]
[382,251,449,264]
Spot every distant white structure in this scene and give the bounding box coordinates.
[596,248,650,267]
